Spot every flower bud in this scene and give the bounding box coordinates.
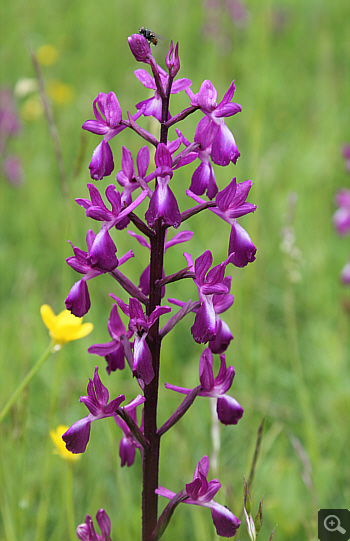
[128,33,152,63]
[165,40,180,77]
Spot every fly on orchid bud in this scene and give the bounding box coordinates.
[138,27,165,46]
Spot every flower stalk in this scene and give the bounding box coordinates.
[0,341,53,423]
[142,221,166,539]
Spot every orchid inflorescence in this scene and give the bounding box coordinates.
[63,32,257,540]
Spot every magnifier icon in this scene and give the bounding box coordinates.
[324,515,346,534]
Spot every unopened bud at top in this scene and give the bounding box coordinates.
[165,40,180,77]
[128,33,152,63]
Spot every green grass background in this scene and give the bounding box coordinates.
[1,0,349,539]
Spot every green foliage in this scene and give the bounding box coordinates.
[1,0,349,539]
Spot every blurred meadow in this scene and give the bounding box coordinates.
[1,0,349,539]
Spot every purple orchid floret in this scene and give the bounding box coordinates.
[134,66,191,122]
[169,273,233,354]
[82,92,122,136]
[186,80,241,166]
[65,279,91,318]
[76,182,147,231]
[88,139,114,181]
[88,305,132,374]
[116,145,150,206]
[114,394,145,467]
[183,250,234,344]
[176,122,218,200]
[187,178,257,266]
[165,347,243,425]
[76,508,111,541]
[192,117,219,199]
[82,91,143,180]
[208,316,233,354]
[82,92,123,181]
[188,177,256,221]
[145,143,182,229]
[110,295,171,384]
[209,275,234,353]
[62,367,125,454]
[333,189,350,236]
[228,221,256,267]
[156,455,240,537]
[65,229,134,317]
[215,177,257,220]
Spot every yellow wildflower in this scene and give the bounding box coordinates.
[40,304,93,347]
[47,80,76,105]
[36,44,59,66]
[50,425,81,463]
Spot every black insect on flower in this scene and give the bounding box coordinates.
[139,27,159,45]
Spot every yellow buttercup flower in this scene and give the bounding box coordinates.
[50,425,81,463]
[40,304,93,347]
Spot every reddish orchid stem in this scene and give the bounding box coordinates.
[141,72,171,539]
[142,220,165,540]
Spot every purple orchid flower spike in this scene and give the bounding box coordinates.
[134,66,191,122]
[116,145,150,206]
[114,395,145,467]
[156,455,241,537]
[62,366,125,454]
[88,304,132,374]
[165,347,243,425]
[145,143,182,229]
[76,182,147,232]
[76,509,111,541]
[183,250,235,344]
[65,230,134,317]
[186,80,242,166]
[110,295,171,385]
